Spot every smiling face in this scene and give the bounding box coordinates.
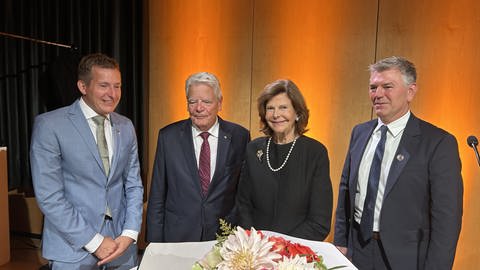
[265,93,297,142]
[187,83,222,131]
[369,68,416,124]
[77,66,121,116]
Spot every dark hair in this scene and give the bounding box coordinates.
[78,53,120,85]
[369,56,416,85]
[257,79,309,136]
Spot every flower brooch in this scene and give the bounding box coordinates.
[257,149,264,162]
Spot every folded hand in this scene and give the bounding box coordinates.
[94,237,118,260]
[97,236,134,266]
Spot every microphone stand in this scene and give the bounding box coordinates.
[467,136,480,167]
[472,145,480,167]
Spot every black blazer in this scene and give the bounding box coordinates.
[237,135,333,241]
[146,117,250,242]
[334,114,463,269]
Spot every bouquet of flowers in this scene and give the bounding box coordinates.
[192,220,345,270]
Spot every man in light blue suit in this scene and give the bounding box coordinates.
[30,53,143,270]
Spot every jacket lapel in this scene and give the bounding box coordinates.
[209,118,231,191]
[108,113,121,182]
[349,121,377,196]
[383,114,420,198]
[68,100,104,173]
[180,120,202,192]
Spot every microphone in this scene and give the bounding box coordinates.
[467,135,480,167]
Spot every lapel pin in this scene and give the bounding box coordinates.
[224,135,228,139]
[256,150,264,162]
[396,154,404,161]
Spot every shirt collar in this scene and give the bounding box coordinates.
[192,118,219,138]
[376,110,410,138]
[79,97,111,122]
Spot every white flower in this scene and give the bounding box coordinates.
[275,255,317,270]
[216,227,281,270]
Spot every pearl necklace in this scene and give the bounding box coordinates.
[266,136,297,172]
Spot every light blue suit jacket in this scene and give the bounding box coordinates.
[30,99,143,262]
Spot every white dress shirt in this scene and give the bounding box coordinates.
[192,119,219,181]
[354,111,410,231]
[79,97,138,253]
[80,98,113,163]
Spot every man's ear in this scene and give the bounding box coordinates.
[77,80,87,95]
[407,83,417,102]
[218,96,223,112]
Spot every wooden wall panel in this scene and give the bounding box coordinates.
[148,0,378,242]
[148,1,480,266]
[376,0,480,268]
[148,0,254,189]
[251,0,378,241]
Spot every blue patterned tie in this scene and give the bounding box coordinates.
[360,125,388,241]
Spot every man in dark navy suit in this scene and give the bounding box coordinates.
[334,56,463,269]
[146,72,250,242]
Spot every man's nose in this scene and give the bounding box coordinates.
[374,87,385,97]
[106,86,115,96]
[195,101,205,111]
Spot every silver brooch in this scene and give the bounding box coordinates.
[256,150,264,162]
[396,154,404,161]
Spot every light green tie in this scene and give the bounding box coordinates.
[92,115,110,176]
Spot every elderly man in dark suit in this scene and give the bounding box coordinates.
[146,72,250,242]
[334,56,463,269]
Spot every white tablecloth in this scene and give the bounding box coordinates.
[139,231,357,269]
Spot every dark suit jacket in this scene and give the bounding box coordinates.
[334,114,463,269]
[146,118,250,242]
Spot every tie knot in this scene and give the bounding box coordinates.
[92,115,106,126]
[200,132,210,141]
[380,125,388,137]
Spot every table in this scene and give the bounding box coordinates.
[139,230,357,269]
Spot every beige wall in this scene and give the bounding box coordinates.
[148,1,480,268]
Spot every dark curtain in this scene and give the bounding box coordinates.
[0,0,145,192]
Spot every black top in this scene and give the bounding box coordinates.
[236,135,333,241]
